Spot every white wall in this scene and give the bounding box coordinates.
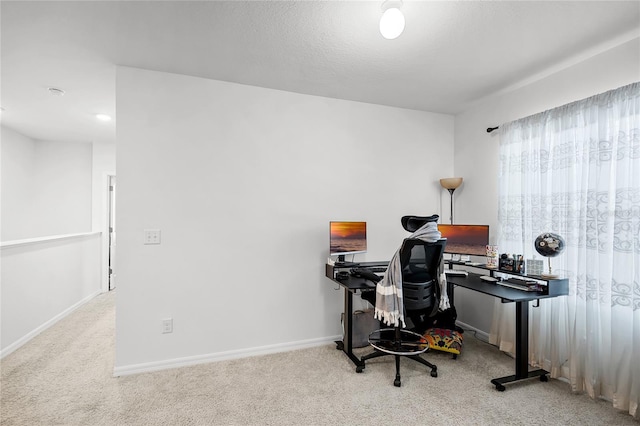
[0,127,93,241]
[1,127,36,240]
[33,141,93,237]
[91,142,116,232]
[453,37,640,333]
[1,127,104,357]
[115,67,454,373]
[1,233,102,357]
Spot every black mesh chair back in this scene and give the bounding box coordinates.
[399,239,446,314]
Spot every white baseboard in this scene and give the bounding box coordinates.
[113,334,343,377]
[0,290,103,359]
[455,320,490,343]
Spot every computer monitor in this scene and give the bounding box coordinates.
[330,221,367,262]
[438,224,489,257]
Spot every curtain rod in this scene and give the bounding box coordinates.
[487,126,499,133]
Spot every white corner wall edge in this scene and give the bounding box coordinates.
[113,335,342,377]
[0,290,103,359]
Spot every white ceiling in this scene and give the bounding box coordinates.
[1,1,639,145]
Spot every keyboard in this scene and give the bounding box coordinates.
[367,266,387,273]
[350,268,383,283]
[496,278,544,292]
[496,281,535,291]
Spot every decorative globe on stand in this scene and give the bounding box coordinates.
[534,232,565,278]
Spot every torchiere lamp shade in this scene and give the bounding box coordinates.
[440,177,463,224]
[440,177,463,190]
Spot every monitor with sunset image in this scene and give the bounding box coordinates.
[330,221,367,262]
[438,224,489,256]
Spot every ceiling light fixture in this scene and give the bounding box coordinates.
[48,87,65,96]
[380,0,405,40]
[95,113,112,122]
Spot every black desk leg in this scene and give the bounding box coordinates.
[515,301,529,377]
[491,301,549,391]
[335,288,363,368]
[447,280,455,307]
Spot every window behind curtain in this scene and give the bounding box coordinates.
[494,82,639,418]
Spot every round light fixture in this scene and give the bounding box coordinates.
[380,3,405,40]
[95,113,112,122]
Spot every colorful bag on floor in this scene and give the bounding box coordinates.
[423,327,463,356]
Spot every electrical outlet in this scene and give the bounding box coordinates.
[144,229,161,245]
[162,318,173,334]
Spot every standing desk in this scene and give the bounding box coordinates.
[325,261,568,391]
[446,270,568,391]
[325,261,388,368]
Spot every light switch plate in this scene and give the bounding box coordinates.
[162,318,173,334]
[144,229,161,245]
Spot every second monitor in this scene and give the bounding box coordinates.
[438,224,489,257]
[330,221,367,263]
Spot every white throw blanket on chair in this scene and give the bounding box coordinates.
[374,222,441,327]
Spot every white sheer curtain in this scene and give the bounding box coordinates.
[491,82,639,418]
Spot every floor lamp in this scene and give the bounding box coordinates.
[440,177,463,224]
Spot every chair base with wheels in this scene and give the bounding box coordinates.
[356,327,437,387]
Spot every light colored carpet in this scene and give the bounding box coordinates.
[1,291,636,425]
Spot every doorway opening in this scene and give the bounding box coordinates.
[108,175,116,291]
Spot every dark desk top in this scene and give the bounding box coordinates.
[447,272,568,302]
[335,261,389,268]
[326,261,386,292]
[333,275,377,292]
[328,261,569,300]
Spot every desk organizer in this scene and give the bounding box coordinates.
[499,255,524,273]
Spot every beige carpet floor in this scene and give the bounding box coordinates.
[1,291,637,425]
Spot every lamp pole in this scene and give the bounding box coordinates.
[448,188,455,224]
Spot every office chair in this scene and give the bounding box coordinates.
[357,225,446,387]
